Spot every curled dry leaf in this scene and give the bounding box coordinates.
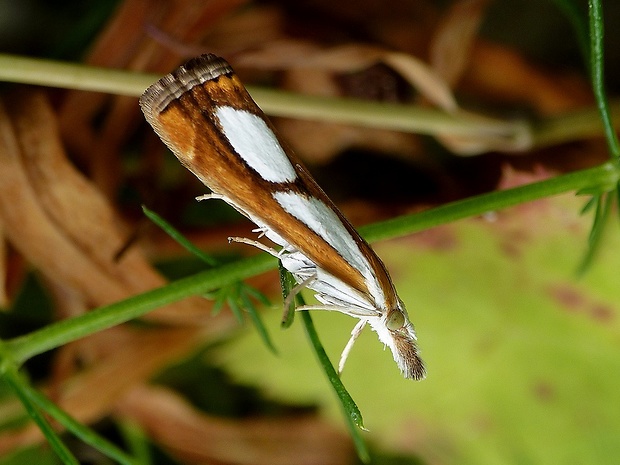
[466,42,594,115]
[236,41,457,111]
[427,0,538,155]
[0,96,126,306]
[115,385,354,465]
[429,0,491,87]
[0,90,244,456]
[0,324,232,454]
[59,0,253,196]
[236,41,451,164]
[146,4,283,58]
[0,218,6,308]
[3,89,214,324]
[236,40,537,157]
[382,51,457,112]
[275,64,422,163]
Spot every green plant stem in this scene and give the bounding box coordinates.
[530,102,619,149]
[361,162,618,242]
[4,162,619,364]
[0,53,151,96]
[0,53,619,151]
[6,253,276,365]
[0,54,519,137]
[23,384,139,465]
[3,369,80,465]
[299,311,370,463]
[588,0,620,158]
[118,420,152,465]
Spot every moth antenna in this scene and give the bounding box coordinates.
[339,320,367,375]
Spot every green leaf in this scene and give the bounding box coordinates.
[223,287,245,323]
[0,446,61,465]
[219,193,620,464]
[118,420,152,465]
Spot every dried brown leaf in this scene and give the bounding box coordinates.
[59,0,251,195]
[382,51,457,111]
[464,41,593,115]
[0,324,231,453]
[0,220,6,309]
[0,89,248,456]
[237,41,457,110]
[0,96,129,306]
[115,385,354,465]
[3,90,213,323]
[429,0,491,87]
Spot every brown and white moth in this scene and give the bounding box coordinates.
[140,54,425,380]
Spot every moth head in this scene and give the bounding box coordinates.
[371,301,426,380]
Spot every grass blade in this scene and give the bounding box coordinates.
[278,262,296,328]
[142,205,218,266]
[299,308,370,462]
[3,370,79,465]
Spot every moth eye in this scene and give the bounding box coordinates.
[386,311,405,331]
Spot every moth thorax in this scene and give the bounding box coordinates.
[386,310,406,331]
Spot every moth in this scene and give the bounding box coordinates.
[140,54,425,380]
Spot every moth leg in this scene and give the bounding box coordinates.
[252,226,267,238]
[228,236,280,257]
[338,319,367,375]
[196,193,225,202]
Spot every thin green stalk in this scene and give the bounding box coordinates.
[588,0,620,158]
[251,87,525,140]
[23,385,139,465]
[142,206,217,266]
[4,162,619,364]
[530,102,620,149]
[1,54,619,151]
[118,420,152,465]
[3,369,79,465]
[0,53,151,96]
[360,162,618,242]
[570,0,620,276]
[299,311,370,463]
[6,253,276,365]
[0,53,518,138]
[142,207,275,353]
